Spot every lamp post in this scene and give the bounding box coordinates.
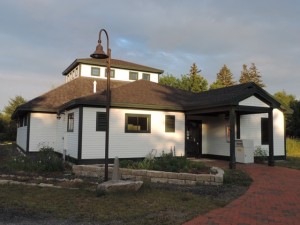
[90,29,111,181]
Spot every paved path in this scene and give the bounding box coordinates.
[184,164,300,225]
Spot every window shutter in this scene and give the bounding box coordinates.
[96,112,107,131]
[165,115,175,132]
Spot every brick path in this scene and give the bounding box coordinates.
[184,164,300,225]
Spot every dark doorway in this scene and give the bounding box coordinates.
[186,120,202,157]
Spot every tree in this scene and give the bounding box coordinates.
[248,63,265,87]
[210,64,236,89]
[274,91,296,107]
[1,95,26,141]
[159,63,208,93]
[239,63,265,87]
[287,100,300,138]
[180,63,208,93]
[239,64,251,84]
[159,74,180,88]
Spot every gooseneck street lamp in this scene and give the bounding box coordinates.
[90,29,111,181]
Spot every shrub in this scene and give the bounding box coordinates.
[223,169,253,186]
[120,152,210,173]
[254,146,267,163]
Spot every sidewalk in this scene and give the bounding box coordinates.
[184,164,300,225]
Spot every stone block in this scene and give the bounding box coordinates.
[168,179,185,185]
[132,170,147,176]
[196,174,212,182]
[151,178,168,184]
[96,180,143,193]
[214,175,223,183]
[163,172,178,179]
[121,175,135,180]
[178,173,196,181]
[147,170,164,178]
[120,168,132,175]
[185,180,196,186]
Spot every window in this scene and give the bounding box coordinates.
[105,69,115,78]
[96,112,107,131]
[23,115,27,126]
[261,118,269,144]
[129,71,138,80]
[142,73,150,81]
[67,113,74,132]
[165,115,175,132]
[91,67,100,76]
[125,114,151,133]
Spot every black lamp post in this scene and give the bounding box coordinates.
[90,29,111,181]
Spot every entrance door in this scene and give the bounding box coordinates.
[186,120,202,157]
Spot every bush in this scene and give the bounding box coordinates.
[223,169,253,186]
[120,152,210,173]
[6,146,64,172]
[254,146,267,163]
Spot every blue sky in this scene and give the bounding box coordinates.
[0,0,299,111]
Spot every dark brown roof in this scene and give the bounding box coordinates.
[62,81,283,112]
[13,77,128,118]
[62,58,164,75]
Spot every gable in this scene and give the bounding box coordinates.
[239,96,270,108]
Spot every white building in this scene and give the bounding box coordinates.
[13,58,290,167]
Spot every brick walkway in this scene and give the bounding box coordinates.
[184,163,300,225]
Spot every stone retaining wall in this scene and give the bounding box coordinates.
[73,165,224,186]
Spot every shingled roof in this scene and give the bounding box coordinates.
[60,81,284,112]
[13,78,287,119]
[12,77,128,118]
[62,58,164,75]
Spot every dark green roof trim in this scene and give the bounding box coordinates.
[62,58,164,75]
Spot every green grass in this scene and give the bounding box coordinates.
[0,184,227,225]
[276,138,300,170]
[223,169,253,187]
[286,138,300,157]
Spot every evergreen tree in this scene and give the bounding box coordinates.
[159,74,180,88]
[239,64,251,84]
[239,63,265,87]
[248,63,265,87]
[184,63,208,93]
[210,64,236,89]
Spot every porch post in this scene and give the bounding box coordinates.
[268,108,274,166]
[229,107,236,169]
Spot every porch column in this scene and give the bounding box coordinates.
[229,107,236,169]
[268,108,274,166]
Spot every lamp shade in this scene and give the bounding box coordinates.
[90,43,109,59]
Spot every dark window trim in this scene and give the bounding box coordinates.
[67,113,74,132]
[91,67,100,76]
[105,69,115,78]
[165,115,175,132]
[142,73,150,80]
[261,117,269,144]
[125,113,151,133]
[129,71,138,80]
[96,112,107,131]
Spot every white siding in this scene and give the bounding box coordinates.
[109,109,185,158]
[240,109,285,156]
[79,64,159,83]
[64,109,79,159]
[81,107,185,159]
[239,96,269,107]
[29,113,57,152]
[55,114,65,154]
[16,126,27,150]
[202,116,232,156]
[81,108,106,159]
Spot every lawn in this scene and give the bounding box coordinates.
[0,142,251,224]
[276,138,300,170]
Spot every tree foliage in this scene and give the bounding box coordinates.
[159,63,208,93]
[210,64,236,89]
[239,63,265,87]
[274,91,296,107]
[0,95,26,141]
[287,100,300,138]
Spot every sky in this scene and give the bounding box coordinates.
[0,0,300,112]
